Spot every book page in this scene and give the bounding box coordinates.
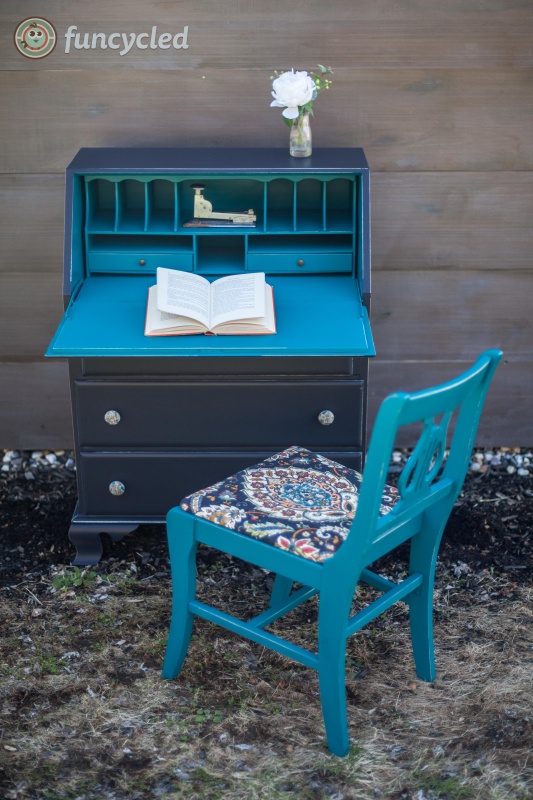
[210,272,266,328]
[145,285,205,335]
[214,284,276,334]
[156,268,210,329]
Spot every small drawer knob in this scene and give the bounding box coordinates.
[297,259,305,267]
[104,410,121,426]
[139,259,147,266]
[109,481,125,496]
[318,410,335,426]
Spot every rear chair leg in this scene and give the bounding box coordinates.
[269,574,294,608]
[407,579,436,682]
[407,514,447,682]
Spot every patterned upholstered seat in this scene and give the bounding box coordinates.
[180,446,400,563]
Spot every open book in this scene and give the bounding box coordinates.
[145,268,276,336]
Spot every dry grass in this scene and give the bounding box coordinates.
[0,557,531,800]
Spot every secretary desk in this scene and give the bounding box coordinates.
[47,148,375,564]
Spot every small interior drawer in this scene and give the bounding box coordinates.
[75,380,364,448]
[247,252,352,273]
[88,251,193,274]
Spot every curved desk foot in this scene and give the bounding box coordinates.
[69,523,139,565]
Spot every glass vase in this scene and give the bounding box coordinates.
[290,112,312,157]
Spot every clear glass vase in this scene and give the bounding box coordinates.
[290,112,312,157]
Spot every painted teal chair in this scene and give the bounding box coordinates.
[162,350,501,756]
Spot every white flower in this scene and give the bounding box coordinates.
[270,69,315,119]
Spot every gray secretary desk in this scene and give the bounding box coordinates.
[47,148,375,564]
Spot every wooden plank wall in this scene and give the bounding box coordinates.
[1,0,532,448]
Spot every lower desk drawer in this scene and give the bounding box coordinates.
[77,451,363,517]
[75,380,365,448]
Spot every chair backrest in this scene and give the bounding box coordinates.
[335,350,502,569]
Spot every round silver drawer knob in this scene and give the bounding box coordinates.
[104,410,121,426]
[109,481,125,496]
[318,410,335,426]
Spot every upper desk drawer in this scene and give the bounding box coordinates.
[74,380,364,449]
[247,235,353,274]
[248,252,352,274]
[88,251,193,274]
[87,234,193,275]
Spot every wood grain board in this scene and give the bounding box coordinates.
[1,0,532,446]
[2,1,532,70]
[1,69,532,173]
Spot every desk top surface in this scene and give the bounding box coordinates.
[68,148,369,175]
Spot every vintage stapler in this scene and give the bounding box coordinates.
[183,183,256,227]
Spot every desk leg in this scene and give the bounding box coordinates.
[69,522,139,565]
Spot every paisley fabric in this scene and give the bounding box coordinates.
[180,446,400,563]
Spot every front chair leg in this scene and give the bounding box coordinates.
[162,510,198,680]
[317,589,351,757]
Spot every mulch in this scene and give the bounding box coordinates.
[0,449,532,591]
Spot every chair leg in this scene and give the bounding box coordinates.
[407,577,436,682]
[407,513,448,682]
[162,510,198,680]
[317,589,351,757]
[269,573,294,608]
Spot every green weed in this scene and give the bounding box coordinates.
[192,707,223,725]
[52,567,99,591]
[38,655,66,675]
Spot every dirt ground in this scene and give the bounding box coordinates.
[0,450,532,800]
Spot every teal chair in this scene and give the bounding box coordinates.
[162,350,501,756]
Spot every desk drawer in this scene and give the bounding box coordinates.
[75,380,364,448]
[78,451,363,517]
[88,251,193,274]
[247,252,352,273]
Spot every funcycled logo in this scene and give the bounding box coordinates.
[14,18,57,59]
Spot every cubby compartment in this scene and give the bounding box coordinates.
[196,235,246,274]
[296,179,325,231]
[116,179,147,232]
[325,178,355,231]
[178,178,264,229]
[87,234,194,274]
[85,174,356,240]
[86,179,117,232]
[146,179,178,232]
[266,179,295,231]
[264,177,355,234]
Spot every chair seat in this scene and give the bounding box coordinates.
[180,446,400,563]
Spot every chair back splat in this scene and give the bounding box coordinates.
[162,350,502,756]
